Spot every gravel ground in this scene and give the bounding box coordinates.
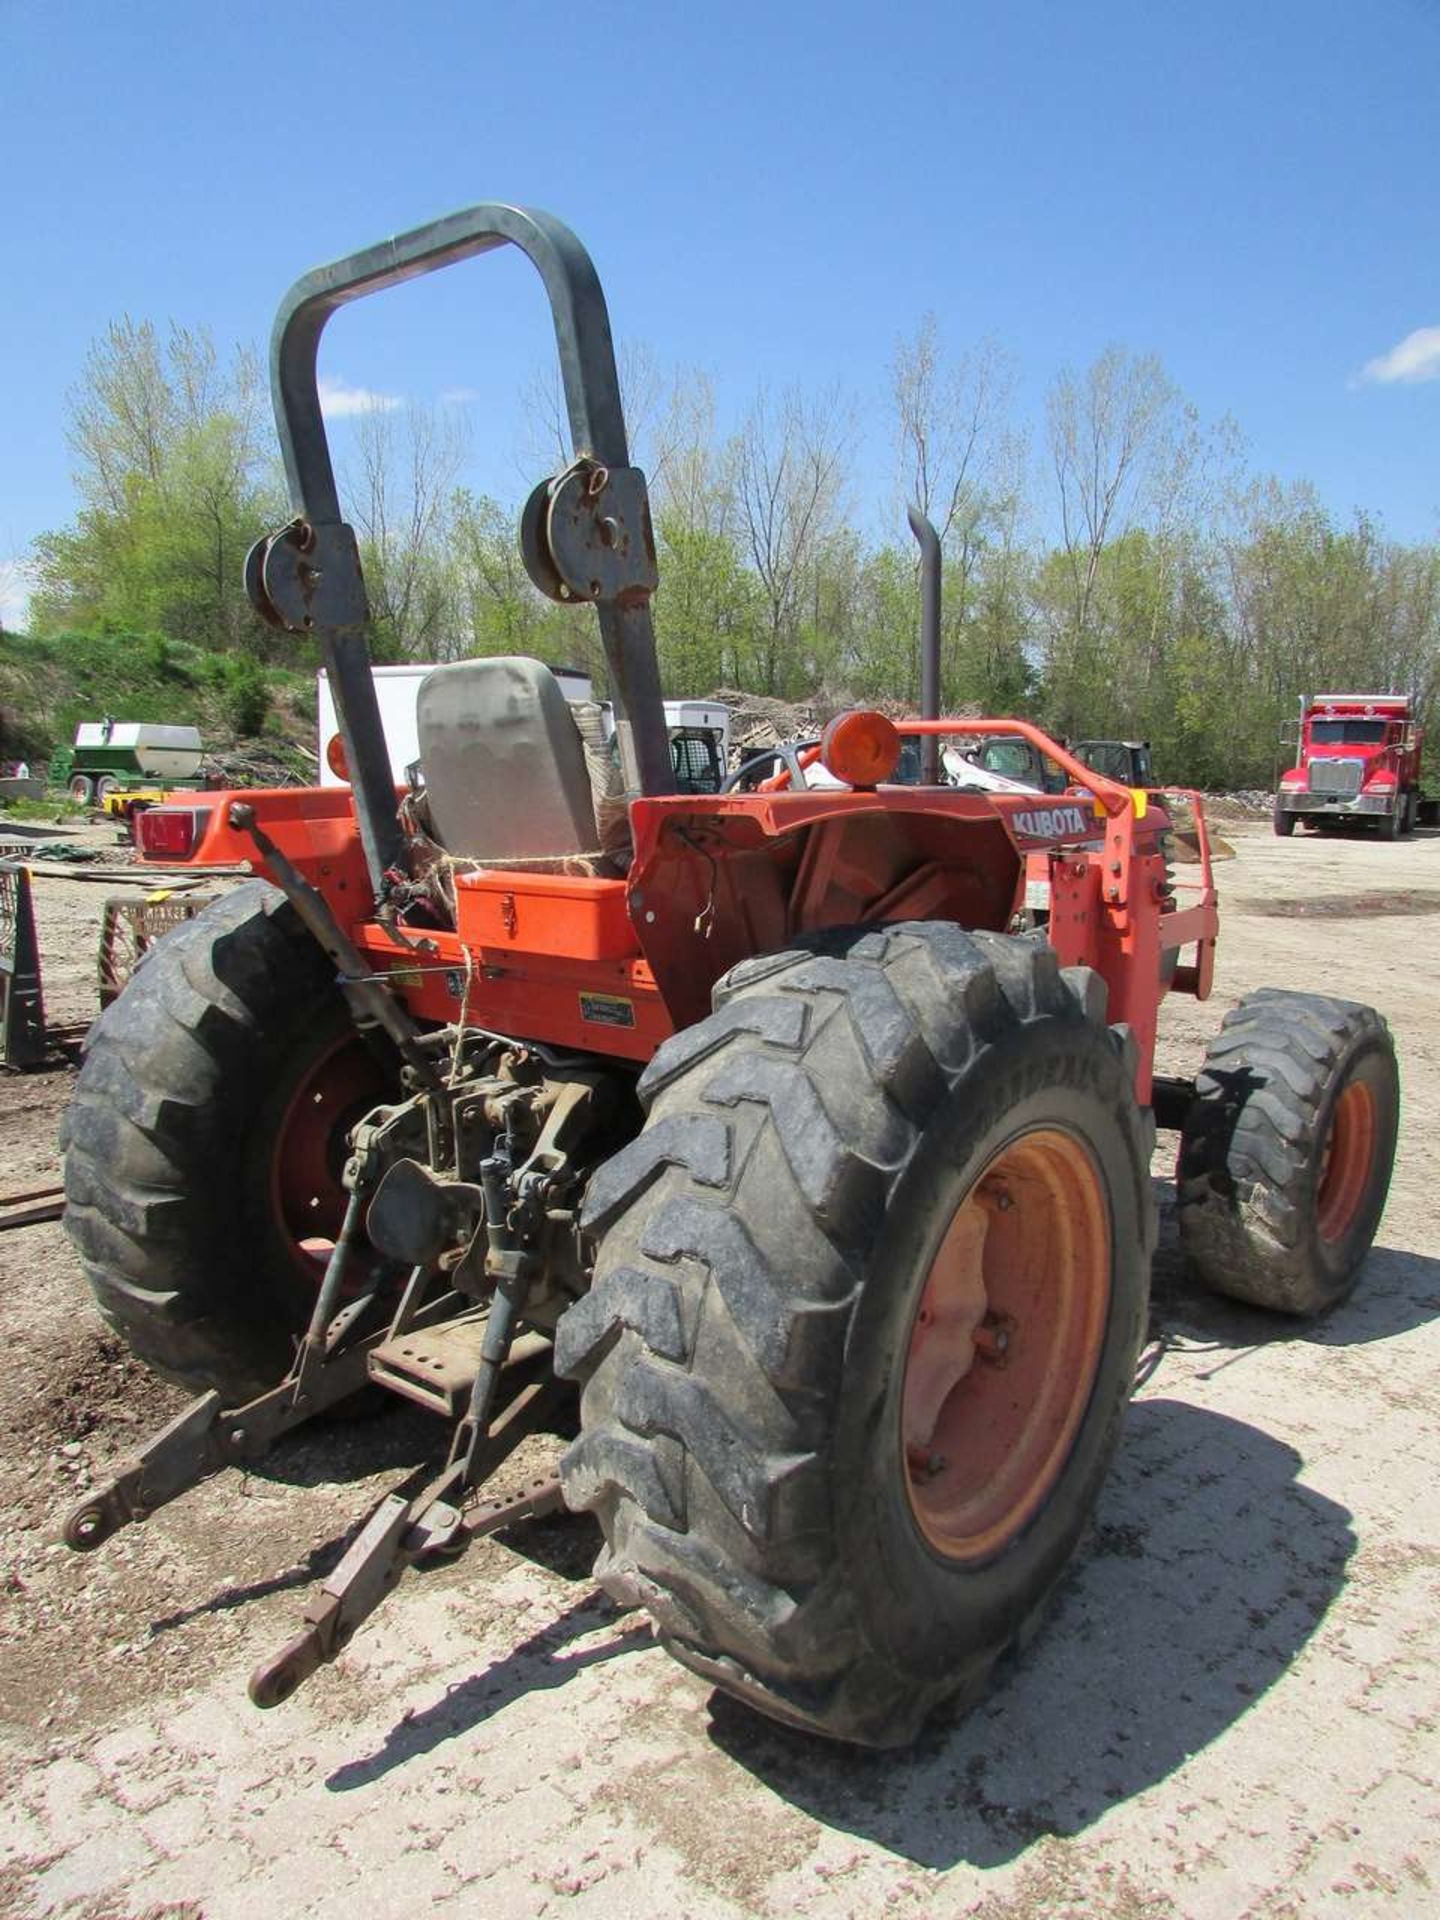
[1,815,1436,1919]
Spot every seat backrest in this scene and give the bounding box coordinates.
[416,657,600,863]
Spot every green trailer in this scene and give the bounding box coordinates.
[50,721,205,805]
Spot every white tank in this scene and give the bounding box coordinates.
[73,722,204,780]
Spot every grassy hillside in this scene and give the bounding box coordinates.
[0,629,320,781]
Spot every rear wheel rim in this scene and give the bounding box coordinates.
[269,1033,388,1283]
[901,1127,1111,1564]
[1317,1079,1376,1243]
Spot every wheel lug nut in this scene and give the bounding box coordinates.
[905,1444,947,1481]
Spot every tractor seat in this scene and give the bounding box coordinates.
[416,657,609,870]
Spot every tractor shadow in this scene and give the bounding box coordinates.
[147,1478,599,1643]
[1147,1171,1440,1355]
[704,1197,1433,1868]
[325,1587,648,1792]
[146,1406,588,1634]
[706,1396,1354,1870]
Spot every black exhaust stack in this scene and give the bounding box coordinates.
[907,506,942,786]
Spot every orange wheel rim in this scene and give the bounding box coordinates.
[901,1128,1110,1564]
[1317,1080,1376,1243]
[271,1033,388,1285]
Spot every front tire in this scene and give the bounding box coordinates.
[1177,990,1398,1315]
[1273,802,1296,837]
[557,924,1155,1746]
[61,881,397,1400]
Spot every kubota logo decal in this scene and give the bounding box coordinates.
[1012,804,1091,841]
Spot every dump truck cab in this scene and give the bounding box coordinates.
[1275,692,1422,838]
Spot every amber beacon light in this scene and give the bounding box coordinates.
[820,710,902,788]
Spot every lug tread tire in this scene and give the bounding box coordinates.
[1176,989,1397,1315]
[558,922,1155,1746]
[61,881,355,1398]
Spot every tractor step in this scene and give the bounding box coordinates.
[367,1313,551,1417]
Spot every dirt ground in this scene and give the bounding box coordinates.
[1,814,1436,1919]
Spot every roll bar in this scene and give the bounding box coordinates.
[269,206,630,522]
[246,203,672,894]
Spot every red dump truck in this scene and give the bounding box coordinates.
[1274,693,1424,839]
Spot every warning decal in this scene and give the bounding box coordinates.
[579,992,637,1029]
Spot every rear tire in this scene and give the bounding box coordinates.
[558,923,1155,1746]
[61,881,397,1400]
[68,774,94,805]
[1177,990,1398,1316]
[94,775,120,803]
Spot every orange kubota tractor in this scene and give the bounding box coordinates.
[59,206,1400,1747]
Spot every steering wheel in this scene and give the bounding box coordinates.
[721,743,818,794]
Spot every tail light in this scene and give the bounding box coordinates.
[136,807,210,859]
[326,733,350,781]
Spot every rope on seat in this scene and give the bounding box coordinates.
[395,789,621,934]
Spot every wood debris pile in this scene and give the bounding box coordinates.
[202,738,316,788]
[712,689,980,766]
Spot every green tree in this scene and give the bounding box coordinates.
[31,320,281,649]
[445,489,588,673]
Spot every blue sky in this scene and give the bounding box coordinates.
[2,0,1437,627]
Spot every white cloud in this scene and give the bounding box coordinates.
[1358,326,1440,386]
[318,375,403,418]
[0,558,35,631]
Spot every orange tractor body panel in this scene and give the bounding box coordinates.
[137,729,1219,1107]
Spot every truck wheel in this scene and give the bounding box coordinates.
[61,881,396,1401]
[557,923,1155,1746]
[1402,790,1418,836]
[1380,794,1402,840]
[1272,802,1296,837]
[68,774,94,805]
[94,775,119,802]
[1177,990,1397,1316]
